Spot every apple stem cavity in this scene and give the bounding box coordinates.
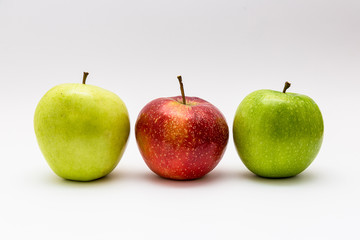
[82,72,89,84]
[283,81,291,93]
[177,75,186,105]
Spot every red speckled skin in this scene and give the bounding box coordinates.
[135,96,229,180]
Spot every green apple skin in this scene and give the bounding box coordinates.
[233,89,324,178]
[34,83,130,181]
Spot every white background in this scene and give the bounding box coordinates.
[1,0,359,239]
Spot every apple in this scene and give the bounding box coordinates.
[34,72,130,181]
[135,76,229,180]
[233,82,324,178]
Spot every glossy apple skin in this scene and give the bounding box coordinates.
[34,83,130,181]
[135,96,229,180]
[233,90,324,178]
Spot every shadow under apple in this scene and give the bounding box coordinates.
[139,169,229,188]
[239,170,319,186]
[43,168,127,187]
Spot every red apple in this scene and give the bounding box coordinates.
[135,76,229,180]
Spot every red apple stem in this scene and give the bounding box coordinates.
[177,75,186,105]
[283,81,291,93]
[82,72,89,84]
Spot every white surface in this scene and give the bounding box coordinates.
[1,0,359,239]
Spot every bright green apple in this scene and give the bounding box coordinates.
[34,72,130,181]
[233,82,324,178]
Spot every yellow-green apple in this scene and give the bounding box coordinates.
[135,76,229,180]
[34,72,130,181]
[233,82,324,178]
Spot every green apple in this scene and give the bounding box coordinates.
[233,82,324,178]
[34,72,130,181]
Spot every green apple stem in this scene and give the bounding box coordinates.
[82,72,89,84]
[177,75,186,105]
[283,81,291,93]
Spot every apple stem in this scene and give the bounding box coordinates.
[82,72,89,84]
[177,75,186,105]
[283,81,291,93]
